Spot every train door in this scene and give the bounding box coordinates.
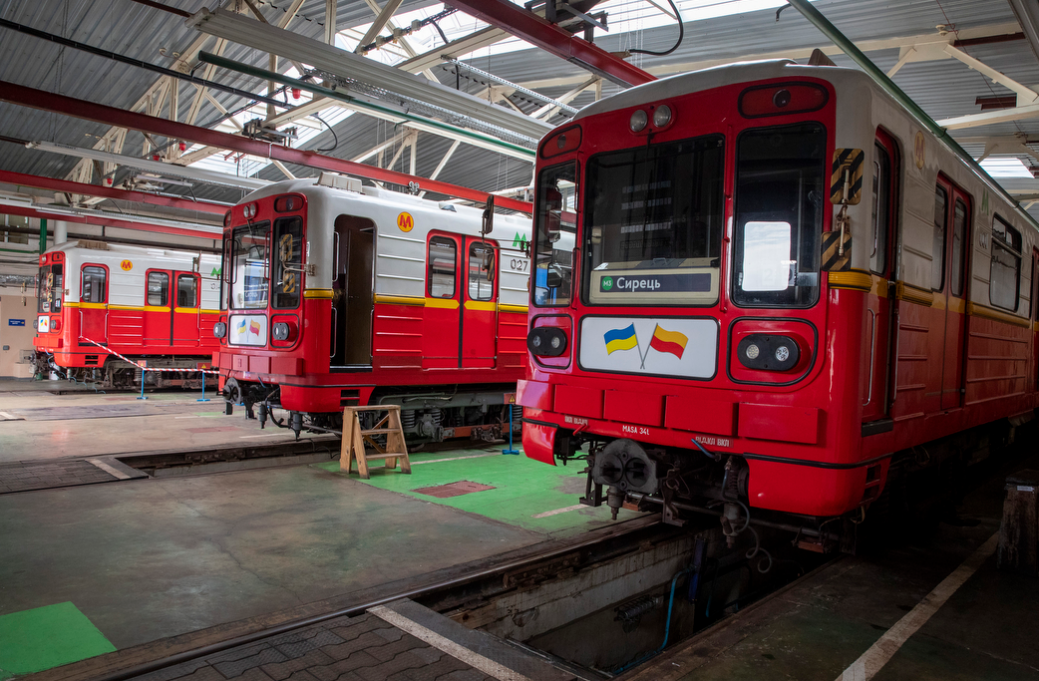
[143,269,172,346]
[936,178,971,410]
[173,272,200,346]
[79,264,108,344]
[1032,249,1039,391]
[424,233,461,369]
[330,215,375,368]
[862,135,897,424]
[462,237,498,368]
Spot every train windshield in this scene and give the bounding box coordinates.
[583,134,725,306]
[229,221,270,310]
[732,123,825,307]
[37,263,63,313]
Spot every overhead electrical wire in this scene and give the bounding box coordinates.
[629,0,684,56]
[311,112,339,153]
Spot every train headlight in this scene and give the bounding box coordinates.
[629,110,648,133]
[737,335,800,371]
[272,322,291,341]
[527,327,567,357]
[213,321,227,339]
[243,202,258,219]
[653,105,672,128]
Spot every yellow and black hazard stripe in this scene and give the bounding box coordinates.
[820,227,852,271]
[831,148,864,205]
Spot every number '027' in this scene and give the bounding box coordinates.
[510,259,529,272]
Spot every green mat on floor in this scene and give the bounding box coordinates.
[316,447,639,534]
[0,602,115,679]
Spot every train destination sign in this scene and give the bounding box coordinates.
[599,272,711,293]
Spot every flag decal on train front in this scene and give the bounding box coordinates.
[649,325,688,360]
[237,319,247,333]
[604,324,638,354]
[249,320,261,336]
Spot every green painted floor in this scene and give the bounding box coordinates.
[0,603,114,679]
[316,446,639,535]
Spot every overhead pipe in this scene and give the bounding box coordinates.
[784,0,1039,229]
[198,52,537,159]
[0,205,219,240]
[444,57,580,116]
[0,80,534,213]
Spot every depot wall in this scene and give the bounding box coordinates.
[0,295,37,377]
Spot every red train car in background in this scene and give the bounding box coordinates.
[33,240,221,389]
[519,60,1039,547]
[212,174,533,443]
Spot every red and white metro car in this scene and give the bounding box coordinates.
[211,174,532,442]
[33,240,221,388]
[518,60,1039,540]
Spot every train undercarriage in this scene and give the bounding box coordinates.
[32,352,208,390]
[222,377,523,446]
[559,413,1033,554]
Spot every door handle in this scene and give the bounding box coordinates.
[863,308,877,407]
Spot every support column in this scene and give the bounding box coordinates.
[39,218,47,254]
[324,0,337,45]
[54,220,68,245]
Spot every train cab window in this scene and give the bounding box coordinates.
[468,242,495,301]
[990,215,1022,311]
[81,266,106,304]
[38,263,63,313]
[230,221,270,309]
[177,275,198,308]
[147,272,169,307]
[870,142,891,274]
[932,186,947,291]
[585,135,725,306]
[733,123,825,307]
[951,200,968,297]
[534,162,577,307]
[428,237,456,298]
[272,217,302,309]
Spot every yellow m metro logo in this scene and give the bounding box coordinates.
[397,212,414,232]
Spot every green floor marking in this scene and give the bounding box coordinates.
[315,447,639,535]
[0,602,115,679]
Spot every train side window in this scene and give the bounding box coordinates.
[468,242,495,301]
[272,217,303,309]
[534,161,577,307]
[177,274,198,308]
[147,272,169,307]
[932,186,947,291]
[990,214,1021,311]
[870,142,891,275]
[951,199,968,297]
[428,236,456,299]
[81,266,106,304]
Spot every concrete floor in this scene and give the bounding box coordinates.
[0,378,315,462]
[0,381,632,678]
[622,446,1039,681]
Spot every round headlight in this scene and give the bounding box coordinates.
[531,335,542,348]
[213,321,227,339]
[272,322,290,341]
[550,335,561,349]
[745,343,760,360]
[629,110,648,133]
[775,346,790,362]
[773,89,791,108]
[653,105,672,128]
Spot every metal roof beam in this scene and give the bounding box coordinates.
[938,103,1039,130]
[0,80,533,213]
[444,0,654,87]
[0,170,229,215]
[0,203,220,240]
[187,8,552,141]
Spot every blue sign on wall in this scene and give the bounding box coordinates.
[8,319,25,326]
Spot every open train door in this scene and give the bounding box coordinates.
[330,215,375,369]
[861,134,897,427]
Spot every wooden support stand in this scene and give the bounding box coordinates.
[340,405,411,479]
[997,469,1038,577]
